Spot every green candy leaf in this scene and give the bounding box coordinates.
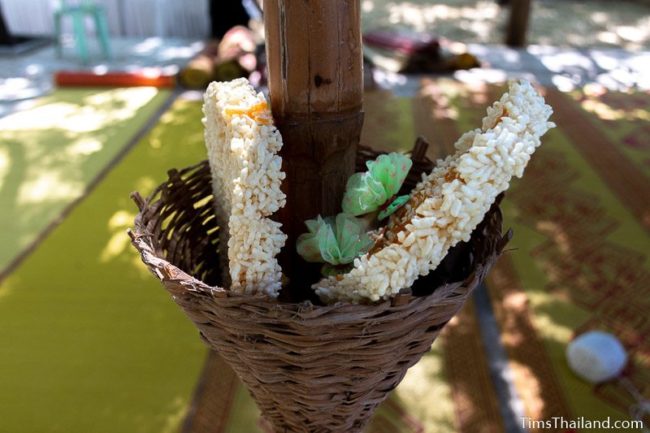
[378,194,410,220]
[342,152,412,216]
[296,216,326,263]
[296,213,373,266]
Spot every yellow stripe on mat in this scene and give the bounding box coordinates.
[0,98,208,433]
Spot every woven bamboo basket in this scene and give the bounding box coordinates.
[129,146,511,433]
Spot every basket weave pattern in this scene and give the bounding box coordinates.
[129,149,510,433]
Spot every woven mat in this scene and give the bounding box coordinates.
[411,79,649,432]
[0,98,207,433]
[488,84,650,432]
[0,87,171,278]
[3,82,646,433]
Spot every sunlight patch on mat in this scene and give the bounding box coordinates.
[100,210,137,263]
[0,146,9,186]
[66,138,104,157]
[391,347,456,433]
[18,170,84,204]
[0,88,169,274]
[510,361,545,421]
[161,396,190,433]
[0,88,158,133]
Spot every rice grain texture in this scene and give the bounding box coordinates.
[203,78,287,297]
[314,80,555,303]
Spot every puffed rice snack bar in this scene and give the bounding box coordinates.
[314,80,555,303]
[203,78,287,298]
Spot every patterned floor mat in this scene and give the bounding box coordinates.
[485,84,649,432]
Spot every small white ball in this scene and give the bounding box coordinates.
[566,331,627,383]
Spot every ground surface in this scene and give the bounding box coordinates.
[362,0,650,51]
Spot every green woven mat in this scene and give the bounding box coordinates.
[0,87,170,276]
[7,82,644,433]
[0,98,207,433]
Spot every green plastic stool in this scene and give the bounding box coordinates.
[54,0,111,64]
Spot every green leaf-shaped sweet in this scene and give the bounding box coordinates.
[342,152,412,216]
[296,213,373,265]
[296,217,328,263]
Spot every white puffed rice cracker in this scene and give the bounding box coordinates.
[314,80,555,303]
[203,78,287,298]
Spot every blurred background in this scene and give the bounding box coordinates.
[0,0,648,432]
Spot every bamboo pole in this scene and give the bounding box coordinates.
[505,0,531,47]
[264,0,364,298]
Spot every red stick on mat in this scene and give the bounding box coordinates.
[54,71,176,88]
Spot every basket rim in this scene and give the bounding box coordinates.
[128,159,510,314]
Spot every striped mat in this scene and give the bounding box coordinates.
[417,80,649,433]
[0,87,172,278]
[487,84,649,432]
[2,81,647,433]
[0,98,207,433]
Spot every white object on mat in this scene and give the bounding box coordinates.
[566,331,627,383]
